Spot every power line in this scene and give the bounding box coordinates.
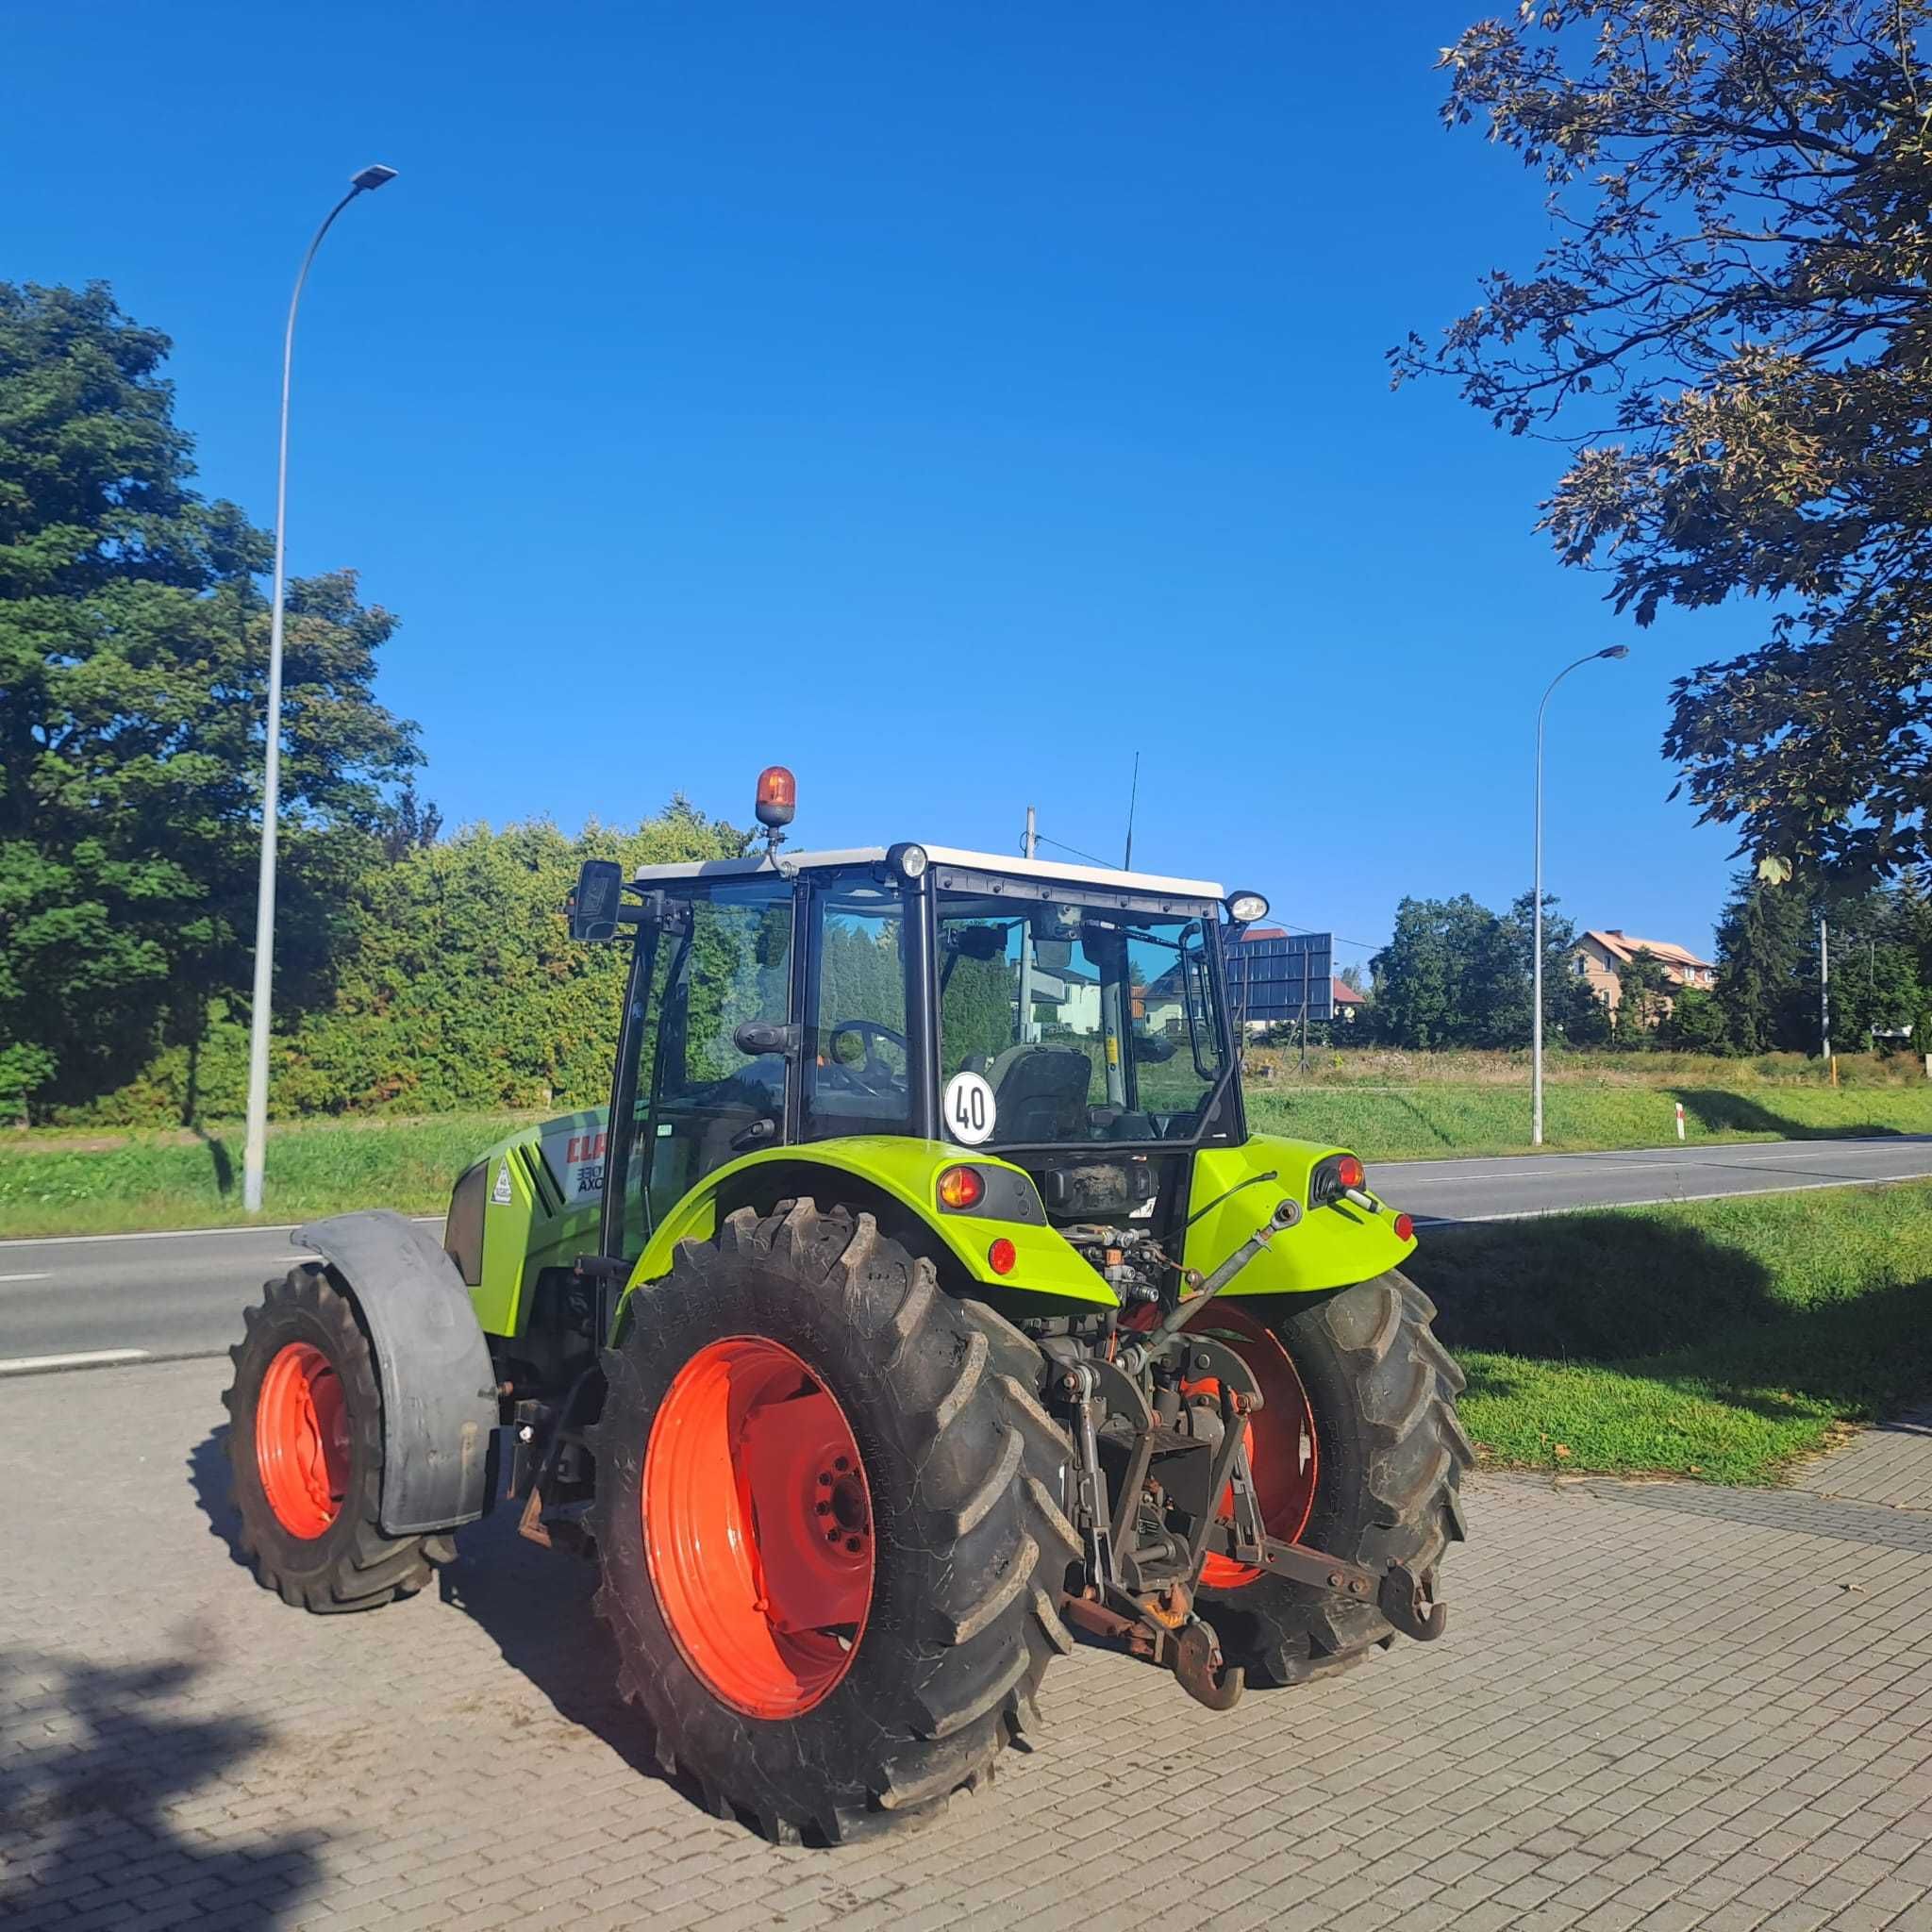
[1269,920,1387,957]
[1033,832,1122,871]
[1029,828,1386,955]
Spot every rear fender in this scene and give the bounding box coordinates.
[295,1210,498,1536]
[1183,1135,1419,1294]
[622,1137,1112,1316]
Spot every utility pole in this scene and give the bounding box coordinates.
[1019,806,1039,1042]
[1820,916,1831,1060]
[1532,645,1630,1145]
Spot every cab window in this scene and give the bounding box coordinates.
[642,877,793,1230]
[803,878,912,1140]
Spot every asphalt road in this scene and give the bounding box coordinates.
[2,1135,1928,1373]
[1377,1132,1932,1225]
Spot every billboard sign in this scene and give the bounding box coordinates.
[1225,929,1334,1025]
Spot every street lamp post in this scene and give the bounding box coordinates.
[242,164,399,1215]
[1532,644,1629,1147]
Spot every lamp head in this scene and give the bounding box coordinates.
[351,164,399,192]
[1599,645,1631,660]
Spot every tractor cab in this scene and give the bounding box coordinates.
[575,790,1272,1291]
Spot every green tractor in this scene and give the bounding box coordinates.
[223,774,1471,1842]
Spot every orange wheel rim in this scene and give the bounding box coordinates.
[643,1336,874,1719]
[1187,1306,1319,1590]
[256,1341,349,1539]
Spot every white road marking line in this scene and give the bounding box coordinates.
[1409,1171,1931,1226]
[0,1215,443,1252]
[1377,1138,1925,1181]
[0,1273,50,1283]
[1386,1151,1932,1190]
[0,1348,151,1374]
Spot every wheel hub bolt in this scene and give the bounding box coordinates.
[815,1501,831,1516]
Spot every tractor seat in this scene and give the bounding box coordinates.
[983,1045,1092,1142]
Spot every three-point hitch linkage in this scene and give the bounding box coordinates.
[1051,1197,1447,1709]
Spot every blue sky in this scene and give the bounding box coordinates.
[8,3,1759,961]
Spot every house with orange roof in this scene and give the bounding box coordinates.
[1568,928,1717,1021]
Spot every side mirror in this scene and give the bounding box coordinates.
[948,924,1008,962]
[732,1020,799,1058]
[568,858,624,942]
[1035,939,1073,972]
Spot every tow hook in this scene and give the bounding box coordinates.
[1170,1618,1244,1710]
[1378,1562,1448,1642]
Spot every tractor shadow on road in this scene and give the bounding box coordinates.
[433,1494,703,1808]
[187,1427,255,1580]
[0,1644,322,1925]
[186,1429,771,1842]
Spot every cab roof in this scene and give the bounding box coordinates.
[631,844,1224,902]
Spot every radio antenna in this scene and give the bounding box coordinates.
[1124,751,1141,870]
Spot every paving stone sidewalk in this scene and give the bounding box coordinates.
[3,1357,1930,1932]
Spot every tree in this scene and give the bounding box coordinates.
[0,282,421,1118]
[1713,872,1815,1053]
[379,783,443,862]
[1613,949,1673,1041]
[1371,894,1525,1048]
[1401,4,1932,880]
[1827,939,1925,1048]
[1661,984,1728,1053]
[1496,889,1585,1046]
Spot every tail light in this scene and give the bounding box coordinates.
[1393,1213,1415,1242]
[938,1165,985,1210]
[1310,1153,1367,1207]
[988,1238,1017,1275]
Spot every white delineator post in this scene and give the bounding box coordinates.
[1674,1101,1686,1141]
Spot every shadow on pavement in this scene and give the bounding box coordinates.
[0,1645,321,1926]
[434,1503,713,1813]
[187,1424,724,1839]
[187,1427,256,1581]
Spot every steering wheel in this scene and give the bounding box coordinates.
[824,1021,908,1095]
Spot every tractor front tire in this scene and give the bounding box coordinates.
[1201,1272,1473,1686]
[591,1199,1077,1843]
[223,1264,448,1612]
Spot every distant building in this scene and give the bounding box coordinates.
[1569,929,1717,1021]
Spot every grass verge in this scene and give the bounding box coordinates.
[1406,1180,1932,1484]
[1245,1077,1932,1161]
[2,1073,1930,1238]
[0,1114,524,1240]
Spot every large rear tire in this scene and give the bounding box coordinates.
[590,1199,1077,1842]
[223,1265,449,1612]
[1199,1273,1472,1685]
